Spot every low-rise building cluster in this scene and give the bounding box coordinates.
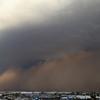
[0,92,99,100]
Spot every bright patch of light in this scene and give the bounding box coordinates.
[0,0,73,31]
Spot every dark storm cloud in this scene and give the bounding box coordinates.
[0,0,100,90]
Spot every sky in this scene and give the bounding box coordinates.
[0,0,100,91]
